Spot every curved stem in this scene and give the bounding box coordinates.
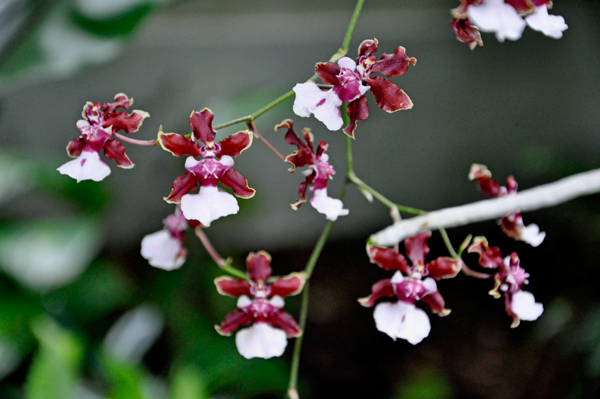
[247,121,286,161]
[214,115,252,130]
[194,226,248,280]
[287,280,310,399]
[251,90,295,121]
[113,132,157,146]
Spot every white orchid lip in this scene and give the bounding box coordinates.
[57,150,111,183]
[309,188,349,221]
[235,322,288,359]
[180,185,239,227]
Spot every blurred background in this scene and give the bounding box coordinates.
[1,0,599,398]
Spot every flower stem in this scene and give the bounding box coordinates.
[438,227,458,259]
[341,0,366,55]
[247,121,286,161]
[113,132,157,146]
[194,226,248,280]
[287,280,310,399]
[214,115,252,130]
[251,90,295,121]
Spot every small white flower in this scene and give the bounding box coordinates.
[180,185,239,227]
[468,0,527,42]
[235,322,287,359]
[292,82,343,131]
[526,5,568,39]
[140,230,185,271]
[309,188,349,221]
[57,150,111,182]
[521,223,546,247]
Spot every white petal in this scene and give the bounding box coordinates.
[337,57,356,71]
[180,186,239,227]
[373,301,431,345]
[235,323,287,359]
[512,290,544,321]
[526,5,568,39]
[521,223,546,247]
[468,0,526,42]
[237,295,252,308]
[292,82,343,131]
[391,270,404,284]
[422,277,437,295]
[140,230,184,271]
[57,150,111,182]
[309,188,349,221]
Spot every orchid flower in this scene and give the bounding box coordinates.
[57,93,149,182]
[215,251,305,359]
[469,163,546,247]
[468,237,544,327]
[158,109,255,226]
[141,206,192,271]
[276,120,348,221]
[359,232,461,344]
[293,39,416,138]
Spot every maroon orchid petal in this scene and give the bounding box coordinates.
[278,120,315,171]
[505,293,520,328]
[103,110,149,133]
[506,175,518,195]
[291,178,310,210]
[315,62,340,85]
[500,213,524,241]
[451,18,484,50]
[358,278,395,308]
[426,257,462,280]
[505,0,535,15]
[158,131,202,158]
[532,0,551,6]
[216,131,253,158]
[367,244,409,273]
[370,46,416,78]
[358,38,378,58]
[164,172,198,203]
[246,251,272,283]
[103,93,132,114]
[220,169,255,199]
[66,137,86,157]
[270,272,306,298]
[467,236,504,269]
[215,308,253,336]
[190,109,217,145]
[404,232,431,266]
[103,139,133,168]
[468,164,504,197]
[364,76,413,112]
[451,0,481,18]
[214,276,252,297]
[343,95,369,139]
[421,290,450,316]
[269,310,301,338]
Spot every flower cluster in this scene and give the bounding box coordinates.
[215,251,305,359]
[158,109,255,226]
[469,163,546,246]
[141,206,195,271]
[57,93,149,182]
[276,120,348,221]
[293,39,416,138]
[451,0,568,48]
[468,236,543,327]
[359,232,461,344]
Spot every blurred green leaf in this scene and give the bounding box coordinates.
[102,355,145,399]
[25,316,83,399]
[0,217,102,291]
[170,363,208,399]
[393,369,453,399]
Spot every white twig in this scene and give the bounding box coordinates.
[371,168,600,246]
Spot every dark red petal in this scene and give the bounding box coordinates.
[216,131,253,158]
[421,290,450,316]
[158,131,202,158]
[214,276,252,297]
[219,169,255,198]
[269,310,301,338]
[270,272,306,298]
[451,0,481,18]
[367,244,409,273]
[505,0,535,15]
[164,172,198,203]
[103,93,132,114]
[476,176,504,197]
[358,38,378,58]
[246,251,272,283]
[450,18,483,50]
[426,257,462,280]
[505,293,520,328]
[467,236,504,269]
[532,0,551,6]
[370,46,416,78]
[315,62,340,85]
[364,76,413,112]
[506,175,518,195]
[215,308,252,336]
[358,279,395,308]
[190,109,217,145]
[343,96,369,139]
[291,178,310,210]
[404,232,431,266]
[103,139,134,168]
[500,213,524,241]
[103,110,149,133]
[67,137,86,157]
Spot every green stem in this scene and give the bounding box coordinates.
[341,0,366,55]
[194,227,248,280]
[287,280,310,399]
[438,227,458,259]
[251,90,295,121]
